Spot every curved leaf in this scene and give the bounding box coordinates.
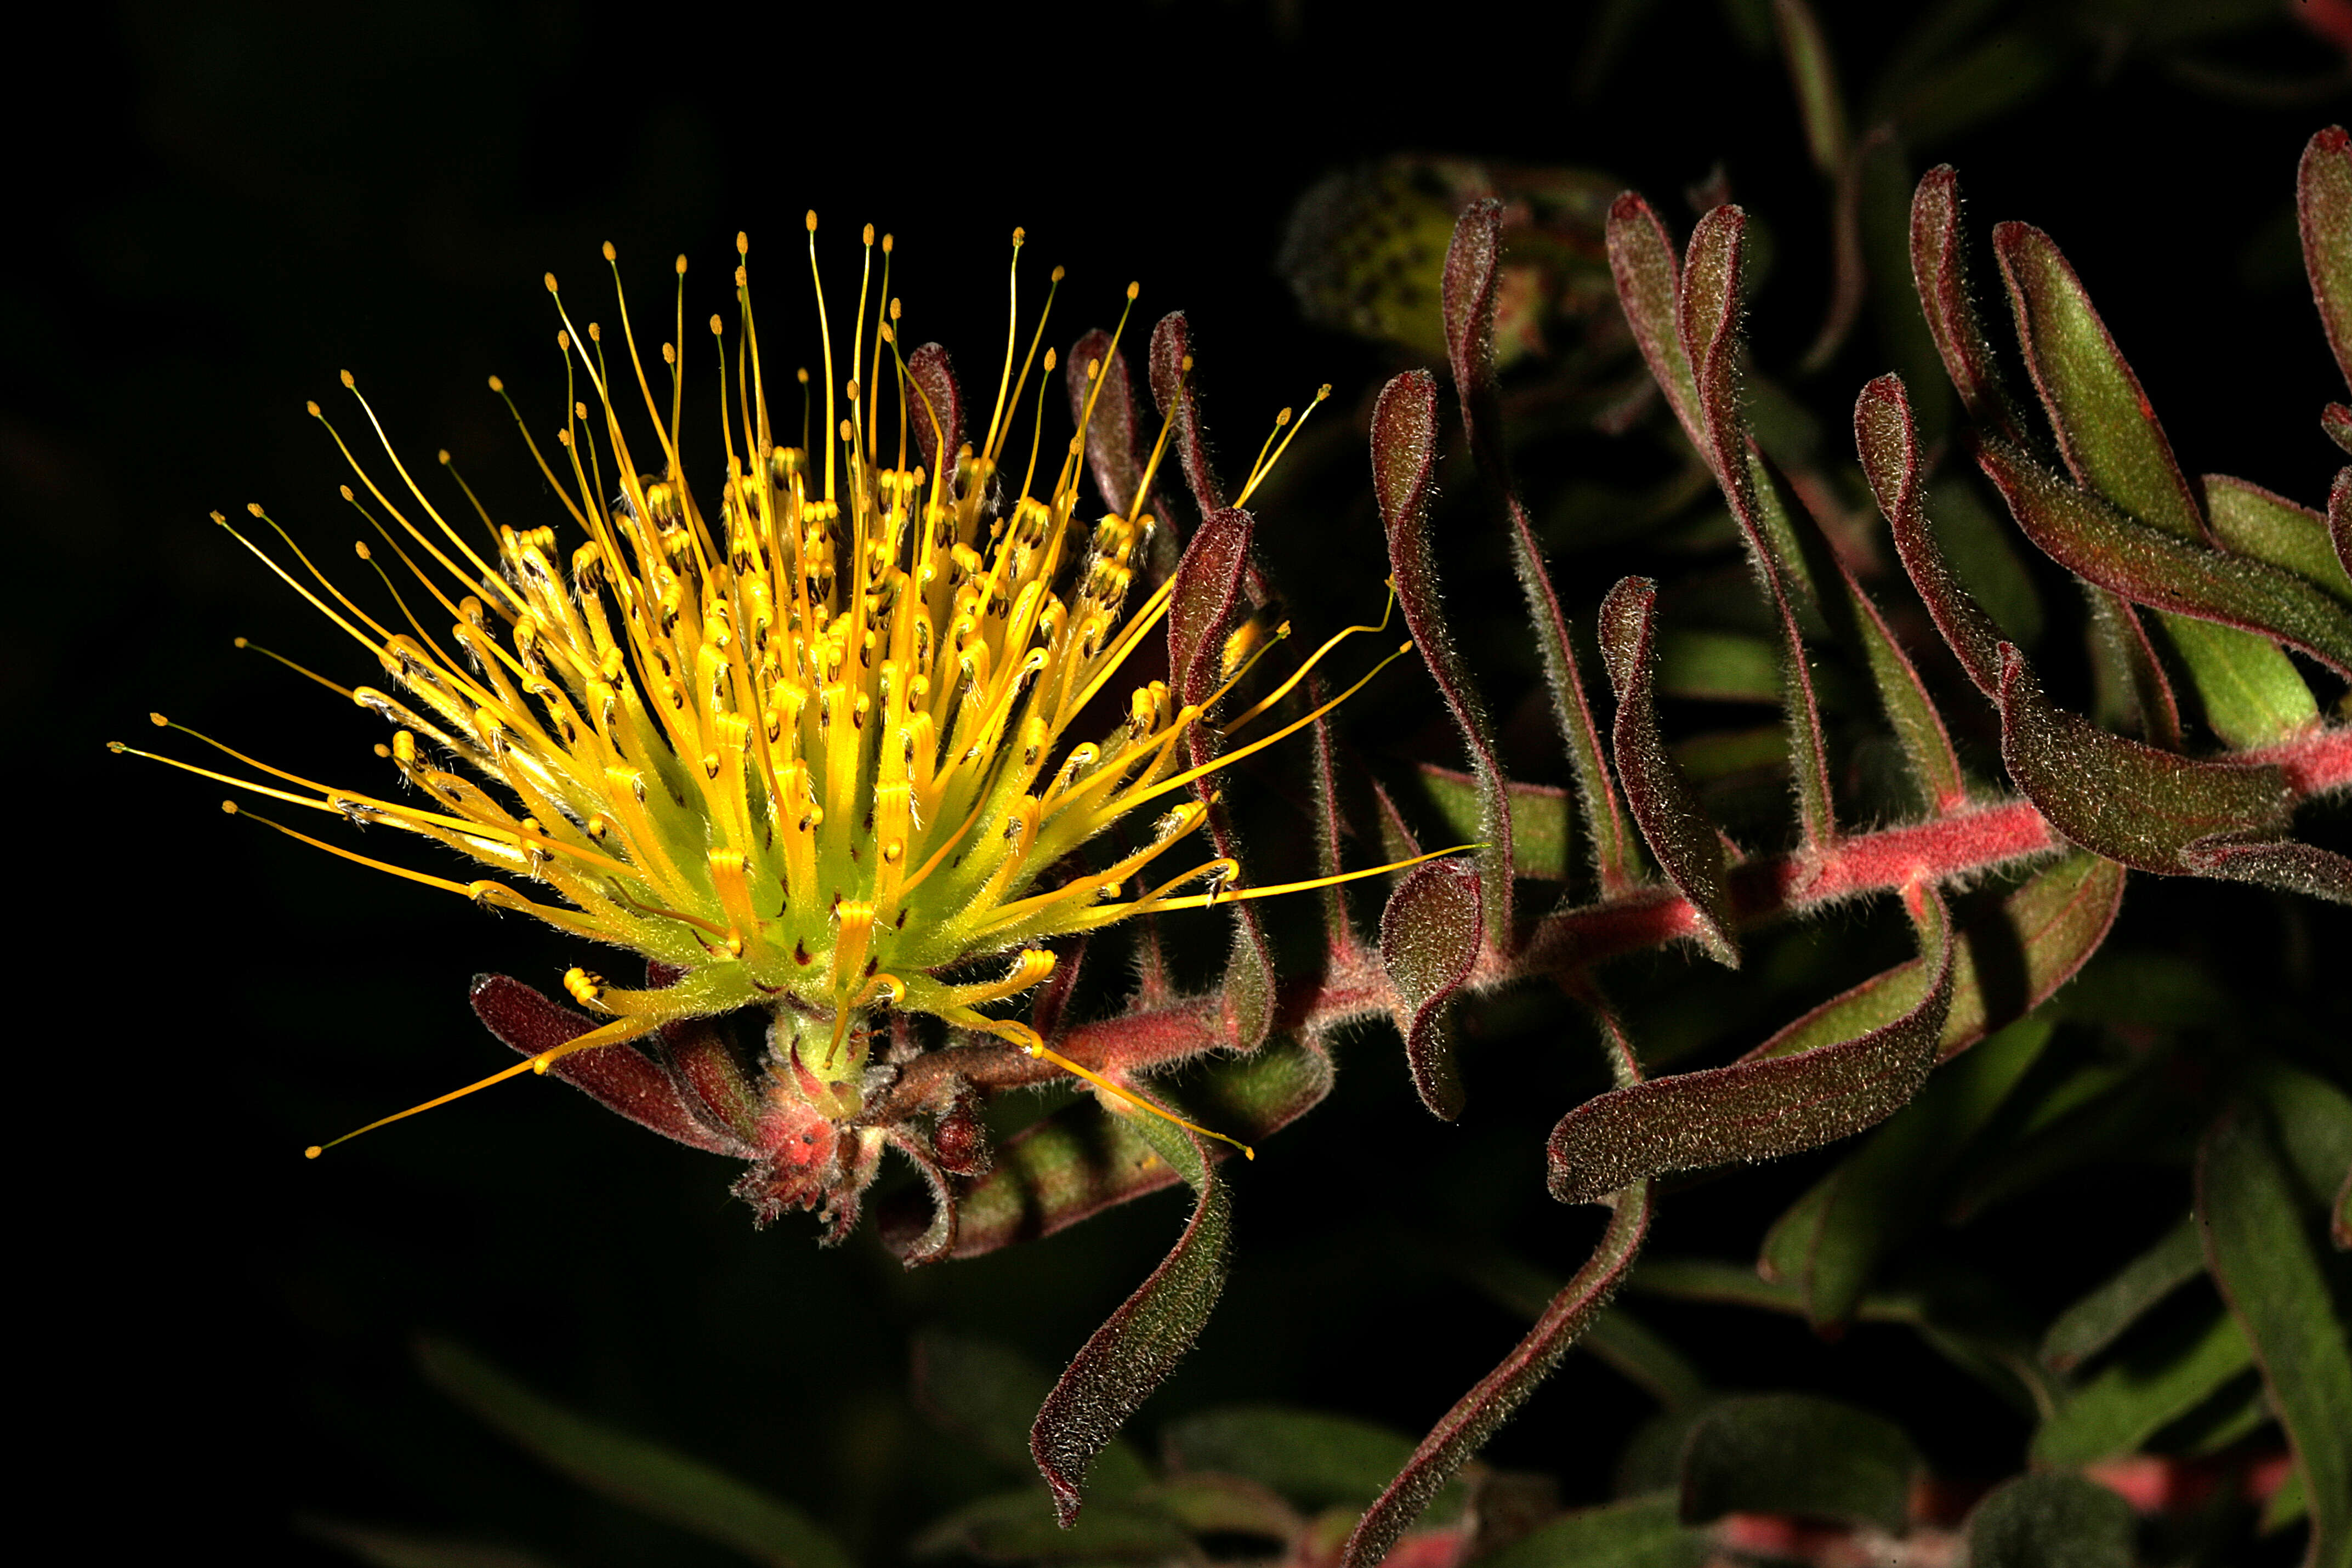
[1147,311,1226,517]
[2302,126,2352,393]
[470,974,747,1157]
[2205,474,2352,608]
[1380,857,1482,1120]
[1994,645,2295,874]
[1031,1109,1231,1526]
[1547,889,1953,1205]
[905,342,968,491]
[1597,576,1737,966]
[2201,1107,2352,1568]
[1605,193,1704,449]
[1678,1394,1919,1532]
[1161,1407,1417,1511]
[1476,1493,1705,1568]
[1339,1181,1652,1568]
[1417,765,1572,880]
[2039,1215,2205,1374]
[1965,1474,2135,1568]
[1857,373,2007,697]
[1908,165,2032,446]
[2030,1297,2254,1466]
[416,1339,850,1568]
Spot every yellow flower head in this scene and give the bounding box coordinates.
[118,218,1435,1175]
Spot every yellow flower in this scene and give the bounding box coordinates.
[118,217,1435,1169]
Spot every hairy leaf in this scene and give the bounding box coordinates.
[2205,474,2352,607]
[2302,126,2352,392]
[2030,1297,2254,1466]
[2201,1108,2352,1568]
[1597,576,1737,967]
[1996,646,2293,874]
[1339,1183,1652,1568]
[2180,837,2352,906]
[1418,765,1571,880]
[1380,857,1481,1120]
[912,1333,1151,1495]
[2161,614,2321,749]
[1857,374,2006,697]
[1476,1493,1705,1568]
[2039,1215,2205,1374]
[1161,1407,1418,1512]
[1549,890,1954,1205]
[1908,165,2032,445]
[472,975,748,1156]
[1374,369,1513,950]
[1678,1394,1919,1532]
[905,342,968,490]
[1965,1474,2135,1568]
[1031,1110,1230,1526]
[415,1339,849,1568]
[1605,194,1705,450]
[1147,312,1226,517]
[1064,328,1157,523]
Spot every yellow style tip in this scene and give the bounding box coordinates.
[804,210,818,232]
[601,240,616,261]
[304,1145,323,1159]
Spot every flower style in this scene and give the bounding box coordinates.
[118,217,1438,1232]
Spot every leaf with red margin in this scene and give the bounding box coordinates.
[1373,370,1514,952]
[2333,469,2352,583]
[1908,166,2033,447]
[2206,474,2352,607]
[905,343,968,488]
[1843,550,1969,815]
[470,974,747,1156]
[883,1033,1331,1262]
[1338,1180,1652,1568]
[1597,576,1738,967]
[1994,645,2294,875]
[1450,200,1638,895]
[2301,126,2352,393]
[1030,1107,1229,1527]
[1857,374,2007,698]
[1379,857,1481,1121]
[2328,406,2352,457]
[1546,888,1954,1206]
[1976,439,2352,677]
[883,1129,961,1266]
[1064,329,1150,519]
[1147,313,1227,520]
[2198,1107,2352,1568]
[1604,193,1705,450]
[2180,837,2352,907]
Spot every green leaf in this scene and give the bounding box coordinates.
[1760,1015,2056,1326]
[1380,857,1482,1119]
[1964,1474,2135,1568]
[1678,1394,1919,1531]
[2246,1059,2352,1210]
[1160,1407,1417,1512]
[2030,1297,2255,1467]
[1476,1493,1706,1568]
[414,1340,851,1568]
[2300,127,2352,390]
[1417,765,1572,880]
[1655,627,1781,703]
[2156,613,2318,749]
[2205,475,2352,607]
[1845,565,1968,815]
[2038,1215,2205,1374]
[911,1334,1150,1497]
[2200,1108,2352,1568]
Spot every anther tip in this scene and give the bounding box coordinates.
[436,449,450,464]
[106,740,125,753]
[209,509,226,524]
[1050,264,1065,283]
[708,313,723,334]
[736,230,748,253]
[862,223,874,245]
[881,233,894,253]
[1011,226,1025,246]
[339,484,355,501]
[304,1145,323,1160]
[354,541,372,560]
[487,374,505,393]
[234,636,248,648]
[532,1056,551,1075]
[1126,281,1140,300]
[305,399,321,417]
[247,501,265,517]
[220,800,239,815]
[544,271,559,292]
[339,369,355,388]
[674,254,687,275]
[601,240,616,262]
[149,711,168,727]
[804,210,818,232]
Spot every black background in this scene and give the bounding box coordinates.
[13,2,2349,1562]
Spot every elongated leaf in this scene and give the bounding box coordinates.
[1908,165,2031,445]
[1418,765,1571,880]
[1597,576,1737,966]
[1857,374,2006,697]
[2328,407,2352,458]
[2302,126,2352,391]
[1065,328,1159,523]
[896,1033,1327,1261]
[1843,556,1969,814]
[2030,1297,2254,1466]
[1996,646,2293,874]
[1977,438,2352,678]
[2181,836,2352,906]
[905,342,968,491]
[1380,857,1481,1120]
[1605,194,1705,450]
[1761,1015,2055,1327]
[415,1340,850,1568]
[2040,1215,2205,1373]
[471,975,748,1156]
[1339,1182,1652,1568]
[2206,475,2352,607]
[1995,220,2206,543]
[2201,1108,2352,1568]
[1161,1407,1417,1511]
[1548,889,1953,1205]
[2161,613,2321,749]
[1475,1493,1706,1568]
[2333,469,2352,584]
[1374,370,1513,950]
[1147,312,1226,516]
[1032,1109,1230,1526]
[2247,1060,2352,1211]
[1965,1474,2135,1568]
[1655,628,1780,702]
[1678,1394,1919,1532]
[1448,201,1637,894]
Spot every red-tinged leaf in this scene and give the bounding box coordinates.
[1976,438,2352,677]
[1858,373,2007,698]
[2327,405,2352,457]
[1548,890,1954,1206]
[1447,198,1636,895]
[1065,329,1148,519]
[1380,857,1481,1121]
[1598,576,1737,967]
[882,1129,960,1266]
[1909,166,2032,445]
[1605,193,1705,450]
[1309,697,1365,955]
[2206,475,2352,607]
[2302,126,2352,393]
[2333,469,2352,583]
[2180,837,2352,907]
[470,975,746,1156]
[1844,555,1969,815]
[1994,220,2207,543]
[2199,1108,2352,1568]
[2083,583,2184,747]
[1031,1109,1230,1527]
[1417,764,1573,881]
[1995,645,2295,874]
[887,1036,1330,1262]
[905,342,967,489]
[1374,370,1513,952]
[1339,1181,1652,1568]
[1147,312,1226,518]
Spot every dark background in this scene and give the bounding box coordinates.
[13,2,2349,1562]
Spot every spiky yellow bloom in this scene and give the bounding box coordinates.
[119,218,1433,1172]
